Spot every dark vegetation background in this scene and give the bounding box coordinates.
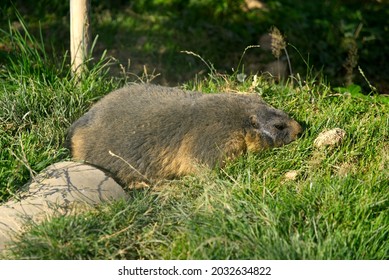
[1,0,388,92]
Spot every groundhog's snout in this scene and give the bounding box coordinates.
[282,119,303,142]
[262,118,303,148]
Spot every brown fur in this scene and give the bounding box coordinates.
[66,84,302,186]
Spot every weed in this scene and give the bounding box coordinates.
[269,26,293,79]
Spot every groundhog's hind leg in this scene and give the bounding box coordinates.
[66,126,89,160]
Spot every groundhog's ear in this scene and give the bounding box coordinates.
[249,115,260,129]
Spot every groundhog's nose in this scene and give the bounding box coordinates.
[290,120,303,140]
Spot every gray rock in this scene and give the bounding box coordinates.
[0,161,126,252]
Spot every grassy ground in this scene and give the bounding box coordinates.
[1,1,388,259]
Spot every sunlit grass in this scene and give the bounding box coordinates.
[1,10,388,260]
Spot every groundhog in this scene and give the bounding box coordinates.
[66,84,302,186]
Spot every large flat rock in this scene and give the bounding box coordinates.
[0,161,127,252]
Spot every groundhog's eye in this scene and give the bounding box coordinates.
[274,123,287,131]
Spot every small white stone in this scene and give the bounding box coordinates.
[314,128,346,148]
[283,170,299,181]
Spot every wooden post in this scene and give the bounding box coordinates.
[70,0,91,76]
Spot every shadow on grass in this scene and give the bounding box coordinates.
[1,0,388,89]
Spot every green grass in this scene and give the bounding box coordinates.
[1,3,388,260]
[0,13,121,200]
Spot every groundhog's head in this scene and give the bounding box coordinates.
[244,105,303,152]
